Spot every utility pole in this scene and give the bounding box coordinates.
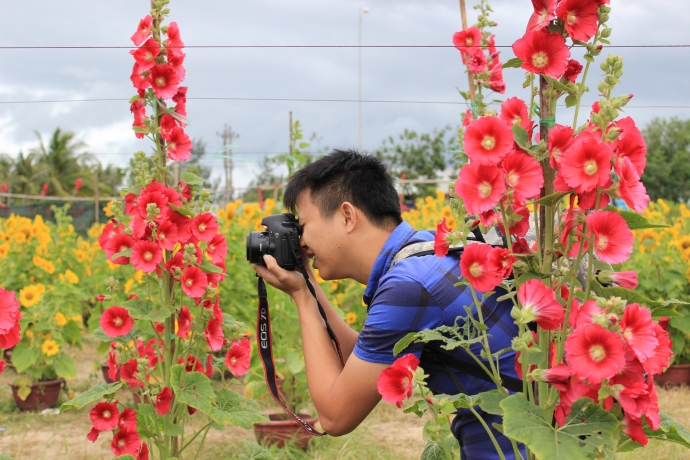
[217,124,239,204]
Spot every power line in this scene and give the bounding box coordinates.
[0,97,688,109]
[0,44,688,50]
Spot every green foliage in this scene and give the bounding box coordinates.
[642,117,690,202]
[208,388,267,428]
[60,382,122,412]
[170,365,216,415]
[644,410,690,449]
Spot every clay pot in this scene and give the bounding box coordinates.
[10,378,65,411]
[655,364,690,388]
[254,413,319,449]
[101,362,120,384]
[3,347,13,364]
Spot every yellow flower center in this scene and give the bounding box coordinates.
[507,172,519,187]
[481,136,496,150]
[513,116,522,126]
[478,183,492,198]
[584,161,598,175]
[589,345,605,362]
[597,235,608,251]
[198,223,206,232]
[114,318,123,326]
[186,279,193,287]
[144,251,153,261]
[567,11,577,26]
[156,77,165,87]
[145,52,153,61]
[532,52,548,68]
[469,262,483,278]
[103,410,111,418]
[230,357,237,365]
[466,38,474,46]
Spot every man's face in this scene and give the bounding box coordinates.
[295,190,345,280]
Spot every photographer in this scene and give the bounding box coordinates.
[252,149,521,460]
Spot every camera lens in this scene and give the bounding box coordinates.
[246,231,270,264]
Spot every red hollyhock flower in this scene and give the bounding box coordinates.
[212,296,223,323]
[206,260,226,289]
[204,354,214,378]
[156,219,179,251]
[526,0,556,31]
[434,218,452,257]
[0,360,5,375]
[564,323,626,384]
[463,116,514,166]
[487,247,516,278]
[166,252,185,280]
[621,303,658,362]
[130,37,160,73]
[99,220,125,250]
[642,323,672,375]
[87,427,100,442]
[177,306,192,339]
[559,133,613,195]
[204,317,224,351]
[644,376,661,430]
[107,351,119,381]
[111,429,141,456]
[148,64,182,99]
[554,379,600,427]
[452,26,482,58]
[0,321,20,349]
[376,354,419,408]
[181,266,208,298]
[502,151,544,200]
[0,288,20,335]
[623,413,648,446]
[541,364,571,391]
[512,30,570,78]
[100,306,134,338]
[563,59,583,83]
[131,241,163,273]
[137,190,170,221]
[166,22,186,67]
[104,233,135,265]
[460,243,503,292]
[455,163,506,215]
[130,100,147,139]
[170,211,193,243]
[614,117,647,176]
[138,443,149,460]
[468,49,487,74]
[556,0,599,42]
[610,345,645,388]
[207,233,228,264]
[613,381,650,419]
[118,408,137,432]
[155,387,173,415]
[462,109,473,127]
[173,86,187,106]
[130,15,152,46]
[130,63,149,93]
[90,402,119,431]
[573,300,602,329]
[548,124,574,168]
[192,213,219,242]
[179,354,205,373]
[479,209,497,227]
[517,279,564,330]
[499,97,533,134]
[120,359,144,389]
[608,270,638,289]
[159,114,178,141]
[617,157,649,213]
[167,127,193,162]
[586,210,633,264]
[225,338,251,377]
[497,205,531,238]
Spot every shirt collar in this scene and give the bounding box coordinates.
[363,221,416,306]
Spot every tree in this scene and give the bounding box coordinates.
[642,117,690,202]
[374,125,459,198]
[32,128,88,196]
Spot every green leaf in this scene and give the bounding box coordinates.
[583,54,594,63]
[11,343,39,373]
[113,456,137,460]
[544,75,573,93]
[62,320,82,345]
[286,350,305,375]
[239,440,274,460]
[122,298,172,323]
[181,171,204,186]
[393,332,417,356]
[209,388,267,429]
[170,365,215,415]
[512,125,529,150]
[0,455,17,460]
[565,94,578,108]
[61,382,122,412]
[502,57,524,69]
[477,390,509,416]
[112,247,132,260]
[169,203,195,218]
[420,439,446,460]
[535,191,568,207]
[164,423,185,436]
[602,208,668,230]
[92,327,112,342]
[199,259,224,274]
[590,282,685,318]
[501,395,618,459]
[644,410,690,448]
[670,315,690,335]
[52,353,77,379]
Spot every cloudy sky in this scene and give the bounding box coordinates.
[1,0,688,192]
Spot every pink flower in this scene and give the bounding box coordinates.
[0,360,5,376]
[434,218,452,257]
[452,27,482,58]
[100,306,134,338]
[159,114,178,141]
[192,213,219,242]
[563,59,583,83]
[156,219,179,251]
[111,429,141,456]
[130,37,160,73]
[586,210,633,264]
[548,124,575,168]
[460,244,503,292]
[87,427,100,442]
[499,97,533,134]
[0,288,20,335]
[517,279,564,330]
[462,109,473,127]
[512,30,570,78]
[167,127,193,162]
[120,359,144,389]
[207,234,228,264]
[526,0,557,31]
[147,64,182,99]
[166,22,186,67]
[104,233,135,265]
[130,15,153,46]
[107,351,119,381]
[617,157,649,213]
[455,163,506,215]
[181,266,208,298]
[118,408,137,432]
[610,270,638,289]
[642,323,672,375]
[497,205,531,238]
[621,303,658,363]
[463,116,515,166]
[541,364,571,391]
[623,413,648,446]
[137,190,170,221]
[204,317,224,351]
[155,387,173,415]
[225,338,251,377]
[502,151,544,200]
[177,306,192,339]
[488,247,516,278]
[468,49,487,74]
[377,354,419,408]
[559,133,613,195]
[90,402,119,431]
[614,117,647,176]
[564,323,626,384]
[556,0,599,42]
[131,241,163,273]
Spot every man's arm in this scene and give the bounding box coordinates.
[254,255,385,435]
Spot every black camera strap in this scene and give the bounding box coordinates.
[255,238,345,436]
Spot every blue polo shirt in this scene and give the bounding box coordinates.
[353,221,522,460]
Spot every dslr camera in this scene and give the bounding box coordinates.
[246,214,302,270]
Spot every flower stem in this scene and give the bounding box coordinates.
[468,405,507,460]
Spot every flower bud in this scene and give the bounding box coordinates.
[601,27,612,38]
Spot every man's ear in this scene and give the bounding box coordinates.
[340,201,359,233]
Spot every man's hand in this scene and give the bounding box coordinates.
[252,254,309,298]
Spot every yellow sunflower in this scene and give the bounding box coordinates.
[677,236,690,254]
[55,312,68,326]
[64,269,79,284]
[42,339,59,356]
[345,312,357,324]
[19,285,41,308]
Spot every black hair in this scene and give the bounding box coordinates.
[283,149,402,229]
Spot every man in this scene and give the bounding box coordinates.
[253,149,521,459]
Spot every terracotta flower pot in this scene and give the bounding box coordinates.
[254,413,319,449]
[655,364,690,388]
[101,362,120,384]
[10,378,65,411]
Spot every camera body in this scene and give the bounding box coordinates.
[246,213,302,270]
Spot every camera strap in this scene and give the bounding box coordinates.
[255,238,345,436]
